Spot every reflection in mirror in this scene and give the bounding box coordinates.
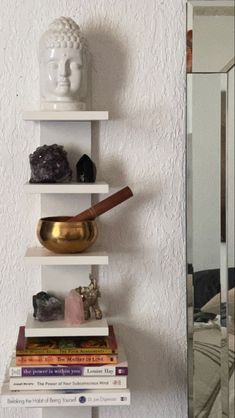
[227,65,235,418]
[187,1,235,73]
[187,71,235,418]
[187,2,234,417]
[188,74,221,417]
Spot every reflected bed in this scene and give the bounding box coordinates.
[193,326,234,417]
[191,268,235,417]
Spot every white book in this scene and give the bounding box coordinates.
[1,382,130,407]
[10,375,127,390]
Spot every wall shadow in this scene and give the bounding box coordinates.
[86,25,128,119]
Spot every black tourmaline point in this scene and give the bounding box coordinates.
[76,154,97,183]
[29,144,72,183]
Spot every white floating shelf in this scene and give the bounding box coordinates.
[23,110,109,121]
[25,315,109,337]
[25,247,109,265]
[24,182,109,194]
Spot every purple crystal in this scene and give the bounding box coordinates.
[33,292,64,321]
[29,144,72,183]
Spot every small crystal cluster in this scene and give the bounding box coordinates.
[29,144,72,183]
[33,292,64,322]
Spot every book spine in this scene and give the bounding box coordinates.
[16,348,114,355]
[10,376,127,391]
[16,354,118,365]
[1,390,131,407]
[9,365,128,377]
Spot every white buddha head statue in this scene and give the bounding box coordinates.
[39,17,88,110]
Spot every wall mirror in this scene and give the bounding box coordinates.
[187,1,234,417]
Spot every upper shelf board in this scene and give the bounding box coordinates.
[24,182,109,194]
[25,247,109,265]
[23,111,109,121]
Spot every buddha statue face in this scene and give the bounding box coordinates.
[42,47,83,99]
[39,17,88,110]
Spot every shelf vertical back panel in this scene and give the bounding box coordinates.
[41,265,91,299]
[40,121,92,295]
[42,407,92,418]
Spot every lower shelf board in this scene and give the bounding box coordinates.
[25,315,109,337]
[23,181,109,194]
[1,382,131,407]
[23,110,109,121]
[24,247,109,265]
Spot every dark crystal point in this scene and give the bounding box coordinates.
[33,291,64,322]
[76,154,97,183]
[29,144,72,183]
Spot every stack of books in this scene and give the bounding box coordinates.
[2,325,130,407]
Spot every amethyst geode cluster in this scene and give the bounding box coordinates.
[29,144,72,183]
[33,292,64,321]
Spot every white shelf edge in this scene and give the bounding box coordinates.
[24,247,109,265]
[25,315,109,337]
[23,110,109,121]
[23,182,109,194]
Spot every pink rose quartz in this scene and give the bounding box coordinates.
[65,290,85,325]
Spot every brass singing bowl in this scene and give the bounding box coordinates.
[37,217,98,253]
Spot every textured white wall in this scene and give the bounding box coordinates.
[0,1,187,418]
